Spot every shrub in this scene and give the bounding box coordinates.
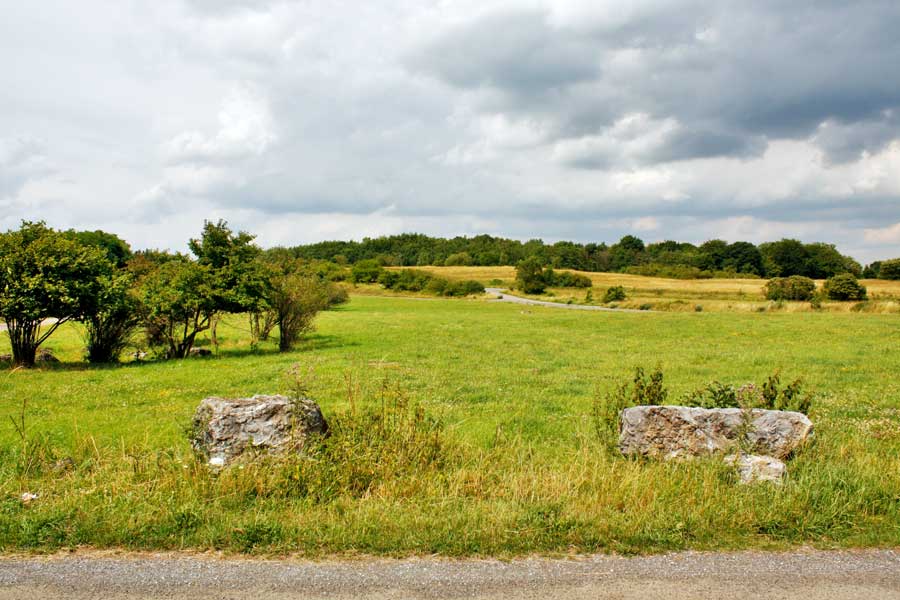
[269,275,332,352]
[764,276,816,301]
[603,286,626,303]
[592,366,666,452]
[84,272,141,363]
[682,371,812,413]
[550,271,592,288]
[824,273,867,301]
[350,259,383,283]
[879,258,900,280]
[443,280,484,296]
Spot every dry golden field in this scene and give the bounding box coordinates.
[388,266,900,313]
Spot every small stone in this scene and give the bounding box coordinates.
[36,349,59,362]
[21,492,39,504]
[726,454,786,484]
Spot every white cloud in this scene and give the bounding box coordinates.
[864,222,900,244]
[164,84,275,163]
[0,1,899,263]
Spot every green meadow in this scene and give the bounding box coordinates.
[2,294,899,555]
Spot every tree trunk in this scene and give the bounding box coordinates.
[7,319,39,367]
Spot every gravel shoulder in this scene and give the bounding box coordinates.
[485,288,650,313]
[1,549,898,599]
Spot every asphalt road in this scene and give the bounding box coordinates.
[485,288,650,312]
[1,549,898,599]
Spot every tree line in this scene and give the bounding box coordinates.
[0,221,347,367]
[288,233,896,280]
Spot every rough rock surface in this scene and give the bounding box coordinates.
[191,395,327,466]
[619,405,813,460]
[725,453,786,484]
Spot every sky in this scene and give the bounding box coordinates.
[2,1,900,263]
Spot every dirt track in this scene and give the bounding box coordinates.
[1,549,898,599]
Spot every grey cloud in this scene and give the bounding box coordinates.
[408,11,600,93]
[409,2,900,167]
[0,136,52,200]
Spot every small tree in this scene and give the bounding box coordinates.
[824,273,867,301]
[83,270,141,363]
[140,260,217,358]
[0,221,111,367]
[516,257,546,294]
[269,273,331,352]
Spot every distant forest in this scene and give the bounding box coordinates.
[287,233,890,280]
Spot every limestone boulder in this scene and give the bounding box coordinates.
[619,405,813,460]
[191,395,327,466]
[725,453,786,484]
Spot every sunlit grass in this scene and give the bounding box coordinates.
[1,295,899,555]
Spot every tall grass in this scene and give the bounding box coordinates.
[2,296,900,555]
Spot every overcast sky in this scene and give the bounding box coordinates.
[2,1,900,262]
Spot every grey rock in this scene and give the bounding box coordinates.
[191,395,327,466]
[36,349,59,362]
[189,347,212,357]
[619,405,813,460]
[725,453,786,484]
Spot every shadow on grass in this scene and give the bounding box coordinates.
[1,334,356,372]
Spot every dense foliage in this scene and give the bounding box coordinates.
[288,233,874,279]
[823,273,867,301]
[0,222,113,366]
[764,276,817,301]
[378,269,484,297]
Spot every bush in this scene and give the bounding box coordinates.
[681,371,812,413]
[764,276,816,301]
[443,280,484,296]
[878,258,900,280]
[84,272,141,363]
[824,273,867,301]
[603,286,626,303]
[550,271,592,288]
[350,259,383,284]
[592,366,666,452]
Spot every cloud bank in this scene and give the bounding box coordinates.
[1,0,899,262]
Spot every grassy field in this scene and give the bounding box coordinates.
[1,293,899,556]
[404,266,900,313]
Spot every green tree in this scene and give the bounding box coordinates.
[65,229,133,268]
[515,257,546,294]
[0,221,111,366]
[83,268,141,363]
[878,259,900,280]
[139,260,217,358]
[760,239,815,277]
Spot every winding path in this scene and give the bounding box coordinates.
[486,288,650,313]
[1,549,897,599]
